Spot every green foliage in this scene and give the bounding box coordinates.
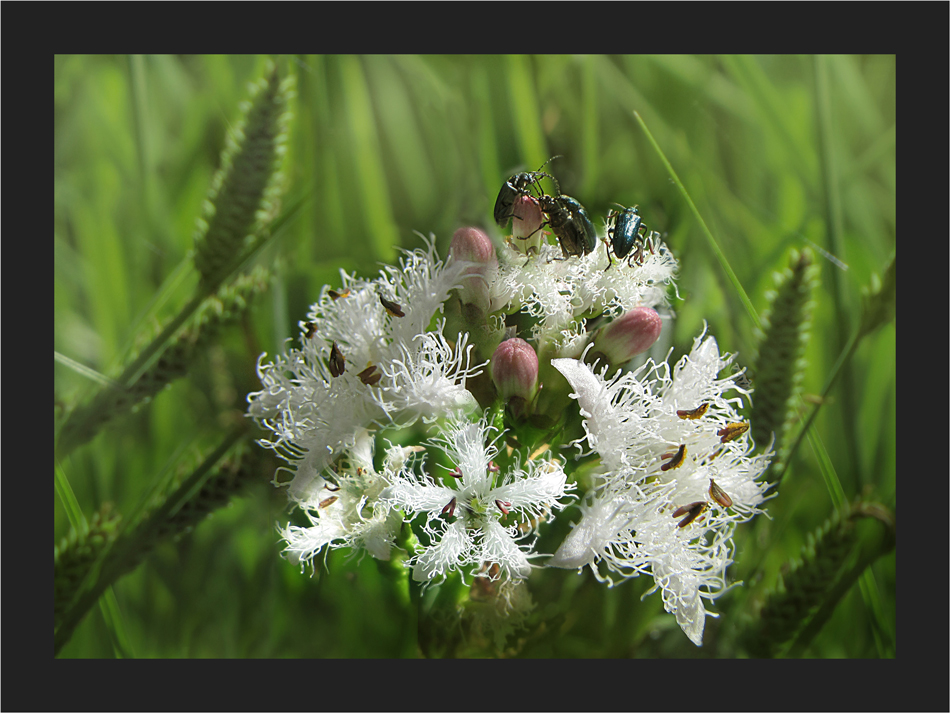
[54,55,895,659]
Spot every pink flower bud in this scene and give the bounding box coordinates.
[450,227,497,315]
[490,338,539,402]
[592,307,662,364]
[510,194,544,244]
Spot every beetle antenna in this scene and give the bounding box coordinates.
[537,155,563,171]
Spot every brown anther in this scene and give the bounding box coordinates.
[676,402,709,420]
[318,496,338,509]
[717,422,749,443]
[329,341,346,377]
[495,499,511,515]
[709,479,734,508]
[357,364,381,386]
[447,467,463,479]
[488,461,500,473]
[324,482,340,492]
[660,444,687,471]
[379,294,405,318]
[305,322,317,339]
[673,501,707,528]
[441,497,457,518]
[328,288,351,301]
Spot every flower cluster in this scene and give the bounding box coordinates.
[249,186,772,648]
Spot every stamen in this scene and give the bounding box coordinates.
[495,499,511,515]
[378,294,405,318]
[676,402,709,420]
[328,288,351,301]
[318,496,338,509]
[357,364,381,386]
[717,422,749,443]
[329,341,346,377]
[660,444,687,471]
[304,322,317,339]
[673,501,707,528]
[441,497,457,518]
[709,479,733,508]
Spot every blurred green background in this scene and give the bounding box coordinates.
[54,54,895,657]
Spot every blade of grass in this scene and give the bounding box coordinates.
[632,110,760,330]
[814,55,860,489]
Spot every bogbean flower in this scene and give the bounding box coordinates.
[280,428,413,568]
[548,327,772,646]
[248,237,483,502]
[381,416,574,583]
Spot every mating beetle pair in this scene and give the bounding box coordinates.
[495,157,655,264]
[494,156,598,259]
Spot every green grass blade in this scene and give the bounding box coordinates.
[633,110,760,330]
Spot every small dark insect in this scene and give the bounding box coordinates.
[441,497,457,518]
[538,190,598,258]
[357,364,382,386]
[494,156,561,228]
[604,204,654,268]
[660,444,687,471]
[708,479,734,508]
[329,341,346,377]
[304,322,317,339]
[378,294,405,318]
[328,288,351,301]
[318,496,338,509]
[676,402,709,420]
[717,422,749,443]
[495,499,511,515]
[672,501,708,528]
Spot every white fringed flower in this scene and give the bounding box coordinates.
[549,327,771,646]
[249,236,482,502]
[280,429,407,569]
[382,416,574,583]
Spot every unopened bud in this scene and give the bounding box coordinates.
[491,338,539,403]
[510,194,544,254]
[450,227,497,315]
[592,307,662,364]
